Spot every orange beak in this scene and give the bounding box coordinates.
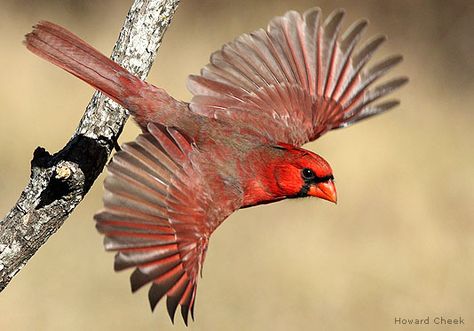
[308,180,337,204]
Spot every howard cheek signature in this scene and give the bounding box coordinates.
[394,316,464,326]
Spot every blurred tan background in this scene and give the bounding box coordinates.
[0,0,473,330]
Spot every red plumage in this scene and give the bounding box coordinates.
[24,8,406,324]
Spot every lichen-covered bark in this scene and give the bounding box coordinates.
[0,0,180,292]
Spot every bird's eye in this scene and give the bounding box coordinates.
[301,168,315,180]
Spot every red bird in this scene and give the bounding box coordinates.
[25,8,406,324]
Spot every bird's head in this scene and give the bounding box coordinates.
[272,144,337,203]
[242,144,337,207]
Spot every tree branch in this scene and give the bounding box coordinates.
[0,0,180,292]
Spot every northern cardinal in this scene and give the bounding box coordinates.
[25,8,406,324]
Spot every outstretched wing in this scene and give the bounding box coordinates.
[94,124,238,324]
[187,8,408,146]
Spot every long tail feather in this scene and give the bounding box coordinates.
[24,21,183,129]
[25,21,145,106]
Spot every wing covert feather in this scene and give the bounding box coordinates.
[94,124,239,324]
[188,8,407,146]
